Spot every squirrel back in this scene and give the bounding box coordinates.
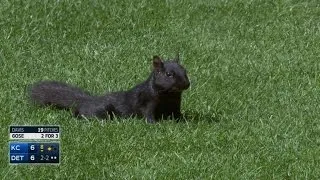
[29,55,190,123]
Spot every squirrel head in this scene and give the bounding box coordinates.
[152,55,190,93]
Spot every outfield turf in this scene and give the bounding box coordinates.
[1,0,320,179]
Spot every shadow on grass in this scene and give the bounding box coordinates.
[180,109,222,123]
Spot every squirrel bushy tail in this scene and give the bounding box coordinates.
[30,81,93,109]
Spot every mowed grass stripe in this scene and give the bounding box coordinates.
[0,0,319,179]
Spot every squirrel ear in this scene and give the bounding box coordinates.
[153,56,164,71]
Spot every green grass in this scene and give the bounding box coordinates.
[1,0,320,179]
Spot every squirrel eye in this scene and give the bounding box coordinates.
[166,72,174,77]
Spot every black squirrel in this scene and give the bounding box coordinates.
[29,55,190,123]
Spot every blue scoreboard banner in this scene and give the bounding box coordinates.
[9,142,60,164]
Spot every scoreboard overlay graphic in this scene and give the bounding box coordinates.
[9,125,60,165]
[9,142,60,164]
[10,125,60,140]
